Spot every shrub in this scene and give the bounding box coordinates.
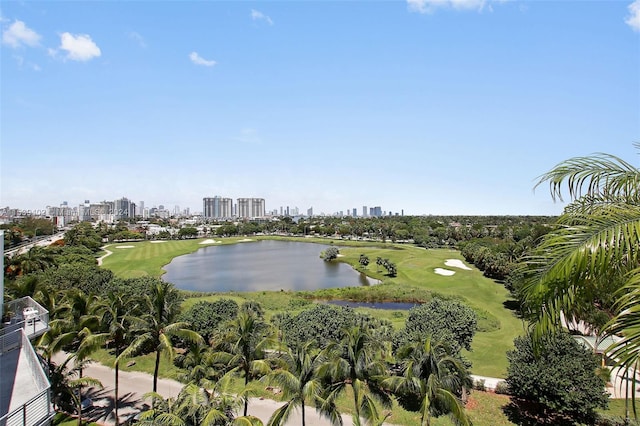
[473,379,486,391]
[494,381,510,395]
[394,298,477,354]
[506,332,608,423]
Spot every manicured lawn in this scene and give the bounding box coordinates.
[52,412,101,425]
[336,244,522,377]
[100,237,254,278]
[101,237,522,376]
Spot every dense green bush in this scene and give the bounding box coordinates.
[506,332,608,423]
[394,298,477,354]
[179,299,239,342]
[280,304,357,349]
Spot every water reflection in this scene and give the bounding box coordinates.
[162,240,375,292]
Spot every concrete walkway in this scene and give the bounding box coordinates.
[96,245,112,266]
[470,374,505,391]
[52,353,368,426]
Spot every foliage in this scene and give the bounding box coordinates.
[384,337,471,426]
[506,332,608,423]
[178,227,199,239]
[279,304,359,350]
[64,222,103,251]
[323,246,340,261]
[516,146,640,377]
[394,298,477,354]
[109,230,143,242]
[50,245,98,266]
[37,263,115,295]
[121,280,203,394]
[179,299,239,342]
[264,342,340,426]
[5,246,56,279]
[319,325,393,426]
[359,254,370,269]
[211,310,277,416]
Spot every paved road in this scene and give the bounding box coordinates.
[52,353,364,426]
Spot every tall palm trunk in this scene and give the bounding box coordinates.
[114,356,120,426]
[244,372,249,416]
[154,349,161,393]
[301,400,306,426]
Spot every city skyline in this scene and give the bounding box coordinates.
[1,1,639,216]
[1,194,401,219]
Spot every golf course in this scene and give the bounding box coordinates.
[100,236,523,378]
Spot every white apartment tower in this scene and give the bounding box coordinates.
[237,198,265,218]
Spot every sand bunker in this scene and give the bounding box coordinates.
[445,259,472,270]
[115,245,135,249]
[150,241,166,244]
[199,239,221,245]
[434,268,456,276]
[238,238,254,242]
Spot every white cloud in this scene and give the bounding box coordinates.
[2,20,41,48]
[129,31,146,48]
[189,51,216,67]
[251,9,274,25]
[59,32,101,61]
[626,0,640,31]
[407,0,487,13]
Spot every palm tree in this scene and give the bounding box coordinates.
[138,391,185,425]
[140,375,263,426]
[79,291,137,426]
[319,325,392,426]
[49,354,103,426]
[211,310,276,417]
[265,342,340,426]
[51,289,102,407]
[121,281,203,394]
[174,341,215,385]
[383,337,471,426]
[6,246,55,277]
[518,146,640,361]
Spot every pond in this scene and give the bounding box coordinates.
[162,240,375,292]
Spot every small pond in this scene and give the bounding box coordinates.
[162,240,375,292]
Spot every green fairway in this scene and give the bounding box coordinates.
[100,238,252,278]
[100,237,522,376]
[336,245,522,377]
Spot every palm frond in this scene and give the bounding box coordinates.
[535,151,640,203]
[266,400,296,426]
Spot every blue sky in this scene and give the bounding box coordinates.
[1,0,639,216]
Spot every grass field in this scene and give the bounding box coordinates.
[100,237,522,377]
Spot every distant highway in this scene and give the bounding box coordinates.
[3,232,65,257]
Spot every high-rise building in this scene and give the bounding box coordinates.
[203,196,233,219]
[138,201,145,218]
[307,207,313,217]
[115,197,133,220]
[362,206,368,217]
[237,198,265,218]
[202,197,216,219]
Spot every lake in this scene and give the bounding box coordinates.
[162,240,375,292]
